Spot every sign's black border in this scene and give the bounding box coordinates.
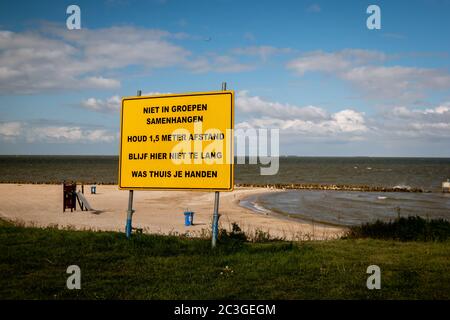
[118,91,234,191]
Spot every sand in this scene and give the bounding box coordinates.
[0,184,345,240]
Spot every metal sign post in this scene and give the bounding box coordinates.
[125,89,141,238]
[211,190,220,248]
[211,82,227,248]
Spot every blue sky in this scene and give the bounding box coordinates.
[0,0,449,156]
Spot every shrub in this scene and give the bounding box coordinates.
[218,223,247,243]
[252,229,274,243]
[344,216,450,242]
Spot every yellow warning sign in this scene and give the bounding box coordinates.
[119,91,234,191]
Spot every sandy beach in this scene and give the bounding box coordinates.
[0,184,345,240]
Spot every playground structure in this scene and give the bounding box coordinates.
[63,182,94,212]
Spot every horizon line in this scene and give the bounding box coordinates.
[1,154,450,159]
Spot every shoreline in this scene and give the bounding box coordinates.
[240,192,350,228]
[0,183,346,241]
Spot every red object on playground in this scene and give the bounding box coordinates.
[63,182,77,212]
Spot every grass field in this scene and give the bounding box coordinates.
[0,218,449,299]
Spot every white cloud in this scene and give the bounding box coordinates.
[50,26,189,69]
[0,25,189,93]
[378,102,450,139]
[4,94,450,149]
[142,91,171,96]
[80,91,369,140]
[287,49,387,75]
[236,92,450,143]
[81,96,121,113]
[28,126,115,143]
[236,92,367,140]
[342,66,450,101]
[237,90,327,120]
[0,121,116,143]
[84,77,120,89]
[237,110,367,137]
[388,103,450,119]
[287,49,450,102]
[188,55,254,73]
[29,126,83,142]
[332,110,367,133]
[0,24,260,93]
[81,92,171,113]
[0,121,22,141]
[232,46,292,61]
[84,129,116,143]
[30,126,115,143]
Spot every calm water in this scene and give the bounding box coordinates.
[241,190,450,226]
[1,156,449,225]
[236,157,450,192]
[0,156,119,184]
[236,157,450,225]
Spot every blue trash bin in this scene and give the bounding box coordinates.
[90,185,96,194]
[184,211,193,226]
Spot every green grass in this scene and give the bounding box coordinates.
[0,219,449,299]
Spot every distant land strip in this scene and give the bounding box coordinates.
[235,183,427,193]
[0,180,428,192]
